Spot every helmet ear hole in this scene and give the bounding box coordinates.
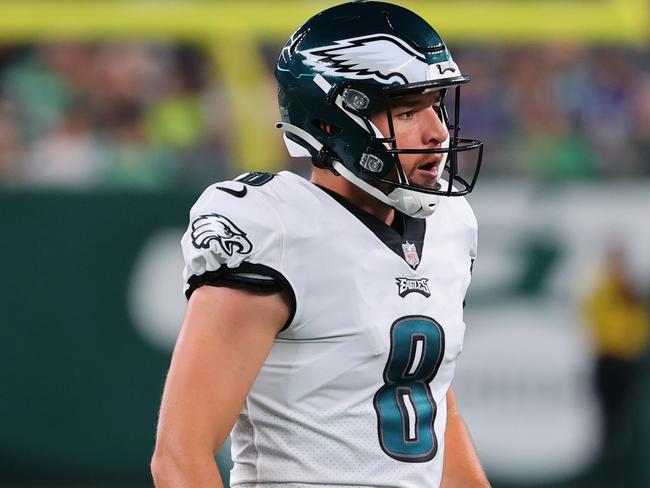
[313,119,341,137]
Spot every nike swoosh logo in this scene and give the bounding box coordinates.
[215,186,247,198]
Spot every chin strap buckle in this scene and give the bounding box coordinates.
[314,147,340,175]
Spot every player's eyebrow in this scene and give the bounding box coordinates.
[391,98,420,109]
[390,92,442,110]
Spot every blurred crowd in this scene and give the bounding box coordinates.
[456,44,650,183]
[0,41,648,190]
[0,42,232,190]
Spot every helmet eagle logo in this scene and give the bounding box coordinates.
[300,34,429,85]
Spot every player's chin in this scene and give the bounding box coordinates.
[409,170,439,189]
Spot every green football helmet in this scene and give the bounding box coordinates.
[275,0,483,218]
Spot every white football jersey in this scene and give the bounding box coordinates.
[181,171,478,488]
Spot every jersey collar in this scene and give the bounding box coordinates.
[315,184,426,270]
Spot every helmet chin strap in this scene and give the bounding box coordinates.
[387,186,439,218]
[333,161,439,219]
[276,121,441,219]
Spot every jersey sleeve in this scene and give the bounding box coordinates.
[180,182,287,300]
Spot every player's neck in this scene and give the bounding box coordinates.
[311,167,395,226]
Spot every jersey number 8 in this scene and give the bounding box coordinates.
[373,315,445,462]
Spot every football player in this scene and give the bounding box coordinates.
[152,2,489,487]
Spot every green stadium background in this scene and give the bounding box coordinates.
[1,1,649,487]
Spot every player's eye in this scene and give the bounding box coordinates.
[396,110,415,120]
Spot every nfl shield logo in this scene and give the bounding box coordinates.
[402,241,419,268]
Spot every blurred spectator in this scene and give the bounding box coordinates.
[99,102,177,189]
[582,245,649,452]
[0,99,23,183]
[581,48,639,176]
[632,73,650,171]
[23,102,106,187]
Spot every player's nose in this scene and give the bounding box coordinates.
[422,107,448,146]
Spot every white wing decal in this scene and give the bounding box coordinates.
[300,34,430,85]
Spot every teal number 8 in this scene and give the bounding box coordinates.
[373,315,445,462]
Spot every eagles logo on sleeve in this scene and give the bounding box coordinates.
[191,213,253,258]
